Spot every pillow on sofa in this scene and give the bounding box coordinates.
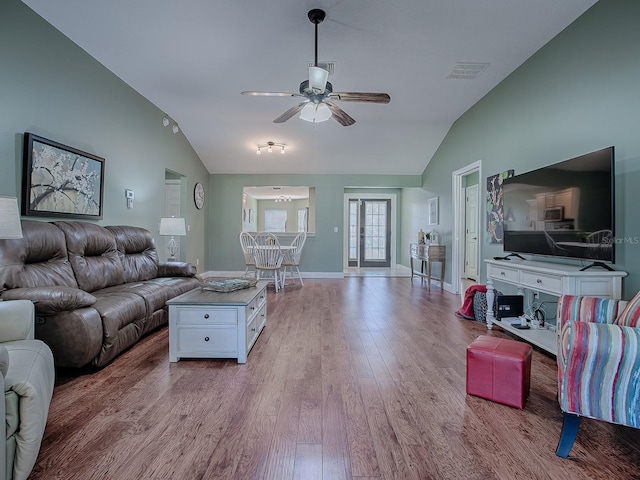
[1,287,97,314]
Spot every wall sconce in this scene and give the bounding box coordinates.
[256,141,286,155]
[0,196,23,240]
[159,217,186,261]
[162,115,179,134]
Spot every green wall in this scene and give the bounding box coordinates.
[420,0,640,298]
[208,175,420,272]
[0,0,210,266]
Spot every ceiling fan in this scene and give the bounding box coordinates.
[241,8,390,127]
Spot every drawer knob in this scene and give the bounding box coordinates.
[251,306,255,310]
[204,313,210,319]
[500,271,506,276]
[251,327,256,332]
[204,336,210,342]
[537,279,543,284]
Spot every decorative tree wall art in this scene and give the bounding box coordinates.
[486,169,514,244]
[22,133,105,219]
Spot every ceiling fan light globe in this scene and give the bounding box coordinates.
[315,103,332,122]
[299,103,317,122]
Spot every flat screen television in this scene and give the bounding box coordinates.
[502,147,615,266]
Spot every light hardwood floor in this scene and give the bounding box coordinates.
[32,278,640,479]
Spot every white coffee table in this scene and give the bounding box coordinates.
[167,281,267,363]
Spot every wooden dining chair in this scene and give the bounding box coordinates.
[239,231,256,275]
[253,232,284,292]
[282,231,306,287]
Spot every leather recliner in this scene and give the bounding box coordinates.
[0,299,55,480]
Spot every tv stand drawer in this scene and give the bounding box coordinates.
[487,264,518,283]
[520,271,562,294]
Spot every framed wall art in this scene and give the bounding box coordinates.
[486,169,514,243]
[22,133,105,219]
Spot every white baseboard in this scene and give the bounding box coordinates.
[203,271,344,279]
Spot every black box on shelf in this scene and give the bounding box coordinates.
[496,295,524,319]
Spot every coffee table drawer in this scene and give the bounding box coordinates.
[177,325,237,356]
[176,307,237,325]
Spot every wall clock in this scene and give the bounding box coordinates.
[194,182,205,209]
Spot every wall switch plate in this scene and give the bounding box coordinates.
[334,226,338,233]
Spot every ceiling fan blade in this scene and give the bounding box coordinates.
[328,92,391,104]
[308,66,329,93]
[324,101,356,127]
[273,102,309,123]
[241,91,302,97]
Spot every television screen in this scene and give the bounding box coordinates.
[502,147,615,264]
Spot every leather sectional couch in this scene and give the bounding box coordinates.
[0,220,200,368]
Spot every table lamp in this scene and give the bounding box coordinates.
[159,217,186,261]
[0,196,23,240]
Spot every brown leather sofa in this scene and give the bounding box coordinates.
[0,221,200,368]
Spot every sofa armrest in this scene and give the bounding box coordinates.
[0,300,35,342]
[4,340,55,480]
[556,295,625,331]
[2,287,96,314]
[157,262,197,278]
[558,320,640,428]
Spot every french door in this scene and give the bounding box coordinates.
[348,199,391,267]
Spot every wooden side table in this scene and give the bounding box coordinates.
[410,243,446,289]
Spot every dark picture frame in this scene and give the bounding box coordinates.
[22,133,105,219]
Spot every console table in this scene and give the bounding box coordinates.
[410,243,446,289]
[484,259,626,354]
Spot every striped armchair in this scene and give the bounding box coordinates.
[555,293,640,457]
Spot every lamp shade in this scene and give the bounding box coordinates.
[0,196,23,239]
[159,217,186,236]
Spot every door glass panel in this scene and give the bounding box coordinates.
[363,200,387,261]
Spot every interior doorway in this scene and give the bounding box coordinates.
[452,161,482,294]
[164,171,186,262]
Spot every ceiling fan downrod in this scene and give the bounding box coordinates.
[308,9,325,67]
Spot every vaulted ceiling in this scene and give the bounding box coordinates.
[22,0,597,175]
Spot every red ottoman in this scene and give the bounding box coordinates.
[466,335,532,409]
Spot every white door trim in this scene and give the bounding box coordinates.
[451,161,482,295]
[343,193,397,269]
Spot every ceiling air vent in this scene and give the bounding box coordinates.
[447,63,490,80]
[307,61,335,75]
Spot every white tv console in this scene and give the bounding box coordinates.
[484,259,627,354]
